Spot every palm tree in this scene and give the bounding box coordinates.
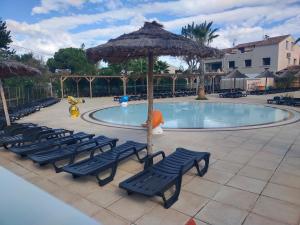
[181,21,219,99]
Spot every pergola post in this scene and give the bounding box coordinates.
[122,76,127,96]
[147,52,154,154]
[60,76,67,99]
[60,76,63,99]
[172,76,177,97]
[184,78,189,90]
[73,78,82,98]
[189,77,193,89]
[49,78,53,97]
[0,79,11,126]
[85,77,95,98]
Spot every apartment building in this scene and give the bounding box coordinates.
[204,35,300,75]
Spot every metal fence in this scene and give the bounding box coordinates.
[1,86,52,108]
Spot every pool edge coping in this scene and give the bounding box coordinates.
[81,101,300,132]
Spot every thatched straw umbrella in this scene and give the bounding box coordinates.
[225,69,248,90]
[255,68,275,91]
[0,60,41,126]
[276,70,296,79]
[86,21,222,153]
[294,71,300,78]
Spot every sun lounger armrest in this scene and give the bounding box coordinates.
[37,129,71,141]
[144,151,165,170]
[114,146,136,160]
[74,139,97,153]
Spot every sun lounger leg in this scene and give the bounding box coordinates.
[134,148,148,163]
[194,154,210,177]
[95,165,118,186]
[161,176,182,208]
[53,161,64,173]
[53,156,75,173]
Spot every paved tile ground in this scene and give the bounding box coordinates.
[1,92,300,225]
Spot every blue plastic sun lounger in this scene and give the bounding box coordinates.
[9,132,93,156]
[62,141,147,186]
[28,136,118,172]
[119,148,210,208]
[8,129,74,154]
[0,123,36,137]
[0,126,52,148]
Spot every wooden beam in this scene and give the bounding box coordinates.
[0,79,11,126]
[60,77,64,99]
[147,52,154,154]
[73,78,82,98]
[49,78,53,97]
[84,77,95,98]
[172,76,177,97]
[122,76,127,96]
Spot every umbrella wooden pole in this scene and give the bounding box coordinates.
[0,79,11,126]
[122,77,127,96]
[265,77,267,92]
[234,78,236,91]
[147,52,154,153]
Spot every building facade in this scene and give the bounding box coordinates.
[204,35,300,75]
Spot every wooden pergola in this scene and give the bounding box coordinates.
[54,73,207,98]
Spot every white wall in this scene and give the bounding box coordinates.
[223,44,278,74]
[204,35,300,75]
[277,36,300,71]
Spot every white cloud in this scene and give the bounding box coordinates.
[5,0,300,65]
[32,0,124,14]
[32,0,87,14]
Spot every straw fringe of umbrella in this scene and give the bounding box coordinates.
[86,21,223,63]
[0,60,41,77]
[0,60,41,126]
[225,69,248,90]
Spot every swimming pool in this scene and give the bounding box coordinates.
[90,102,294,129]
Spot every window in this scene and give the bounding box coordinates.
[262,57,271,66]
[245,59,252,67]
[294,59,297,65]
[286,41,289,50]
[229,61,235,69]
[288,58,291,65]
[239,47,245,53]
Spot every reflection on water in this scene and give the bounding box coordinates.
[93,102,290,128]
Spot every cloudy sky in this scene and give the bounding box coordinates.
[1,0,300,65]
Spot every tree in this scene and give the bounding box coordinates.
[47,47,96,75]
[5,53,50,88]
[295,38,300,44]
[99,58,168,76]
[181,21,219,99]
[154,60,169,74]
[0,18,14,59]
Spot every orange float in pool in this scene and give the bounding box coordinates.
[142,110,164,128]
[152,110,164,128]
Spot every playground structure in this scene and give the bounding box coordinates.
[67,96,85,118]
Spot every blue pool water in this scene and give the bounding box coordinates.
[91,102,291,129]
